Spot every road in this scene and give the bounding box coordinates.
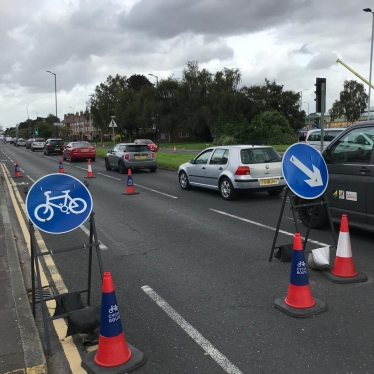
[1,143,374,374]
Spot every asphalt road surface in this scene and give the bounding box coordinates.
[1,143,374,374]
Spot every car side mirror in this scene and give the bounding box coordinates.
[189,159,195,164]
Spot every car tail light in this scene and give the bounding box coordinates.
[124,153,130,160]
[151,152,155,159]
[235,166,250,175]
[47,144,52,147]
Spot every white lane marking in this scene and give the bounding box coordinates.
[97,172,121,181]
[76,166,87,170]
[210,209,328,247]
[142,285,243,374]
[135,184,178,199]
[27,175,36,183]
[79,224,108,250]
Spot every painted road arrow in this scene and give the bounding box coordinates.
[289,154,323,187]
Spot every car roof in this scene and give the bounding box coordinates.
[206,145,275,150]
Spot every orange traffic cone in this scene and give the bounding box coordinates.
[173,146,177,153]
[84,160,96,178]
[122,169,139,195]
[58,158,65,173]
[81,272,145,373]
[13,161,23,178]
[323,214,367,283]
[274,233,327,318]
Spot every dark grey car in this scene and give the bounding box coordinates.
[296,121,374,232]
[105,143,157,174]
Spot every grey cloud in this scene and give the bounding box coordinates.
[307,52,339,70]
[291,43,312,55]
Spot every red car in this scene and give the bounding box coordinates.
[134,139,158,152]
[63,141,96,162]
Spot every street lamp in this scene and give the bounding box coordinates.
[46,70,58,136]
[303,102,310,127]
[69,107,74,141]
[299,89,309,112]
[364,8,374,120]
[148,73,159,147]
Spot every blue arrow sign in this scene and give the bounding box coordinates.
[282,143,328,199]
[26,173,93,234]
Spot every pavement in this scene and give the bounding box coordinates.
[0,172,47,373]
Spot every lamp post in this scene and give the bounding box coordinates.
[299,89,309,112]
[148,73,159,147]
[69,107,74,141]
[31,110,38,138]
[46,70,58,136]
[364,8,374,120]
[303,102,310,127]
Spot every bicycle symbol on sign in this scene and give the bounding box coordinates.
[34,190,87,222]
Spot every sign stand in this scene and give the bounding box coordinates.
[29,211,104,356]
[268,187,337,262]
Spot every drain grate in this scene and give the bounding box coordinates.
[28,286,56,303]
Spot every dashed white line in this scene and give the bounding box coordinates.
[210,209,328,247]
[79,224,108,250]
[141,285,243,374]
[134,184,178,199]
[97,172,121,180]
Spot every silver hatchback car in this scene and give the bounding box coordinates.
[177,145,286,200]
[105,143,157,173]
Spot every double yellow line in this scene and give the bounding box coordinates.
[1,165,87,373]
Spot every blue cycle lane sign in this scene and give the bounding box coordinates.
[282,143,328,199]
[26,173,93,234]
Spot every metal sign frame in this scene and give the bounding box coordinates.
[268,187,337,262]
[29,210,104,356]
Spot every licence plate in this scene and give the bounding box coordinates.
[55,148,60,151]
[135,155,147,159]
[260,179,278,185]
[81,149,89,152]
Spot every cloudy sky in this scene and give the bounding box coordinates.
[1,0,373,130]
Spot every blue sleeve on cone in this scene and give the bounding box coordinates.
[289,250,309,286]
[100,292,124,337]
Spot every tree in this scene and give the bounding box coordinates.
[337,80,368,123]
[45,114,60,125]
[248,110,295,145]
[329,100,344,123]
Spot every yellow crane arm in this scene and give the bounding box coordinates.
[336,59,374,89]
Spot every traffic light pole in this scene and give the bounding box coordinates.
[320,82,326,152]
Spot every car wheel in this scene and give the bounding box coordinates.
[297,197,328,229]
[179,171,191,190]
[105,158,112,171]
[63,154,66,161]
[31,148,35,152]
[118,161,127,174]
[92,158,95,162]
[268,189,283,196]
[219,177,237,201]
[150,166,157,173]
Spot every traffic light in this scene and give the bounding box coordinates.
[35,128,38,135]
[314,78,326,113]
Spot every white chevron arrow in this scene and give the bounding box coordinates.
[290,155,323,187]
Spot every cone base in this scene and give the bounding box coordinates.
[84,176,96,178]
[81,343,146,374]
[322,268,367,284]
[274,297,327,318]
[13,175,23,178]
[122,191,139,195]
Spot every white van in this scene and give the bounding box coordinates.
[306,128,346,152]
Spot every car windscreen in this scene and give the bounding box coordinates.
[241,148,281,164]
[35,138,45,142]
[125,145,149,152]
[72,142,91,147]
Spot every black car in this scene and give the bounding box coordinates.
[296,121,374,232]
[43,138,65,155]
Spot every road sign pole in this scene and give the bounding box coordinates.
[320,82,326,152]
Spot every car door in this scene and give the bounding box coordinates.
[324,125,374,225]
[107,145,121,167]
[205,148,229,187]
[64,143,72,158]
[188,149,213,185]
